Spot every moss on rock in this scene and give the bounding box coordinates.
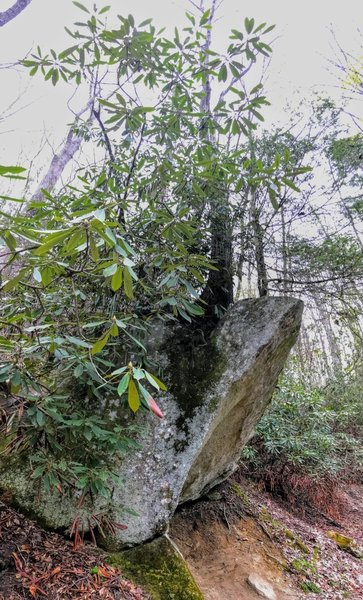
[326,531,362,558]
[109,536,204,599]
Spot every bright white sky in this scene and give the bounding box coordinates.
[0,0,362,184]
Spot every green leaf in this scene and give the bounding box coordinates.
[66,336,91,349]
[128,378,140,413]
[73,1,89,13]
[112,366,127,376]
[52,69,59,86]
[2,268,27,292]
[145,371,167,391]
[0,165,26,176]
[139,17,153,27]
[218,63,228,82]
[32,466,45,478]
[138,381,151,403]
[2,231,16,251]
[200,8,211,26]
[65,229,84,252]
[123,267,134,299]
[33,230,72,255]
[33,267,42,282]
[183,300,204,316]
[36,409,45,426]
[231,119,240,135]
[133,367,145,381]
[284,148,291,162]
[282,178,300,192]
[92,226,115,248]
[0,337,14,349]
[119,237,136,256]
[93,208,106,222]
[110,322,118,336]
[99,5,111,15]
[111,266,123,292]
[117,373,130,395]
[91,331,110,355]
[11,370,21,386]
[123,257,135,267]
[41,267,53,286]
[58,45,79,59]
[231,29,244,41]
[103,263,118,277]
[245,17,255,34]
[263,24,276,34]
[124,330,146,352]
[178,307,192,322]
[83,320,107,328]
[74,364,83,377]
[268,189,279,211]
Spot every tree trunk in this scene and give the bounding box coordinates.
[316,303,342,372]
[280,203,289,295]
[201,197,234,313]
[31,128,84,202]
[235,211,247,301]
[250,189,268,297]
[345,206,363,250]
[198,0,234,315]
[0,0,32,27]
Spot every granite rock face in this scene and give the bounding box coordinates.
[0,297,303,546]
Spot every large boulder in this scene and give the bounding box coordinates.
[0,297,302,546]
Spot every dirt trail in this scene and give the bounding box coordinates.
[170,476,363,600]
[171,512,300,600]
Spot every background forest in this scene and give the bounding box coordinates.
[0,0,362,556]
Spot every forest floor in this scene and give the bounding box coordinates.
[0,472,362,599]
[0,500,149,600]
[170,472,363,600]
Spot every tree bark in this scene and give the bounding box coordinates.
[198,0,234,314]
[30,99,95,204]
[316,303,342,372]
[280,203,289,295]
[31,128,84,202]
[235,211,247,300]
[0,0,32,27]
[250,188,268,297]
[200,197,234,312]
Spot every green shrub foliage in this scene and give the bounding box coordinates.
[243,365,363,509]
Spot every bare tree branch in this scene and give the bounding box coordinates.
[199,0,218,115]
[31,129,83,201]
[0,0,32,27]
[31,101,94,202]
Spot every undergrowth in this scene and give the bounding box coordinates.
[242,364,363,517]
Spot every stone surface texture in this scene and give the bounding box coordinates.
[247,573,277,599]
[0,297,303,547]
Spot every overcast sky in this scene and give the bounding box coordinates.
[0,0,362,178]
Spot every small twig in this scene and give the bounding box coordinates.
[223,505,230,529]
[121,122,146,222]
